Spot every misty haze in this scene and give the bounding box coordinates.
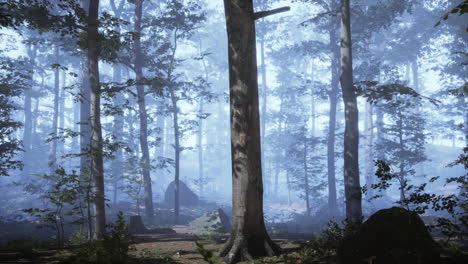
[0,0,466,263]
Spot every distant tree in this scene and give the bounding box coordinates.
[358,82,432,204]
[128,0,154,222]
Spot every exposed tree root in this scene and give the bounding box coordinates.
[219,234,280,264]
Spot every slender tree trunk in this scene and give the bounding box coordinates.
[73,90,79,150]
[169,85,180,224]
[340,0,362,224]
[197,97,204,196]
[133,0,154,221]
[23,44,36,177]
[198,41,208,197]
[303,144,310,215]
[112,64,124,204]
[219,1,283,262]
[259,36,268,191]
[397,114,406,203]
[364,101,374,202]
[165,28,181,224]
[154,99,165,161]
[58,69,66,157]
[109,0,125,205]
[286,168,291,206]
[49,45,60,174]
[327,7,339,215]
[88,0,106,239]
[32,96,39,142]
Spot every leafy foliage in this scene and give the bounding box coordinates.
[0,59,26,176]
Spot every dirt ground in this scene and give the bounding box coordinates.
[127,225,305,264]
[0,225,307,264]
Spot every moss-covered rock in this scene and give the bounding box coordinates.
[338,207,440,264]
[164,180,200,207]
[189,209,231,234]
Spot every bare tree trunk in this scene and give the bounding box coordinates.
[49,45,60,174]
[327,5,339,215]
[154,99,165,161]
[340,0,362,224]
[198,41,208,197]
[259,36,268,192]
[112,64,124,204]
[22,43,36,177]
[58,69,66,157]
[109,0,125,205]
[303,144,310,215]
[364,101,374,202]
[133,0,154,221]
[219,1,287,262]
[73,90,79,150]
[169,85,180,224]
[88,0,106,240]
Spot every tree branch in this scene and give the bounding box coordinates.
[254,6,290,20]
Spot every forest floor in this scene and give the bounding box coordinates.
[0,225,314,264]
[1,225,466,264]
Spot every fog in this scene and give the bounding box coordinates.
[0,0,466,262]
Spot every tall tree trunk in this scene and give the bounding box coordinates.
[327,6,339,215]
[364,101,374,202]
[259,36,268,192]
[219,1,285,262]
[303,143,310,215]
[88,0,106,239]
[166,28,181,224]
[133,0,154,221]
[73,89,79,150]
[169,85,180,224]
[197,97,204,196]
[110,0,125,205]
[23,43,36,177]
[340,0,362,224]
[197,41,208,197]
[112,64,124,204]
[49,45,60,174]
[80,0,93,240]
[154,98,165,161]
[58,69,66,157]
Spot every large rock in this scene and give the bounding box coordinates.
[164,180,200,207]
[339,207,440,264]
[189,209,231,234]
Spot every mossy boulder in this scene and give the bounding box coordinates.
[164,180,200,207]
[339,207,440,264]
[189,208,231,234]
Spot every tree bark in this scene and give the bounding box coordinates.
[219,1,281,262]
[259,36,268,193]
[303,143,310,215]
[169,83,180,224]
[22,43,36,177]
[88,0,106,240]
[49,45,60,174]
[327,2,339,215]
[112,64,124,204]
[110,0,125,205]
[364,100,374,202]
[340,0,362,224]
[133,0,154,221]
[58,69,66,156]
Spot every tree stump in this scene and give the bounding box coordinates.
[129,215,148,234]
